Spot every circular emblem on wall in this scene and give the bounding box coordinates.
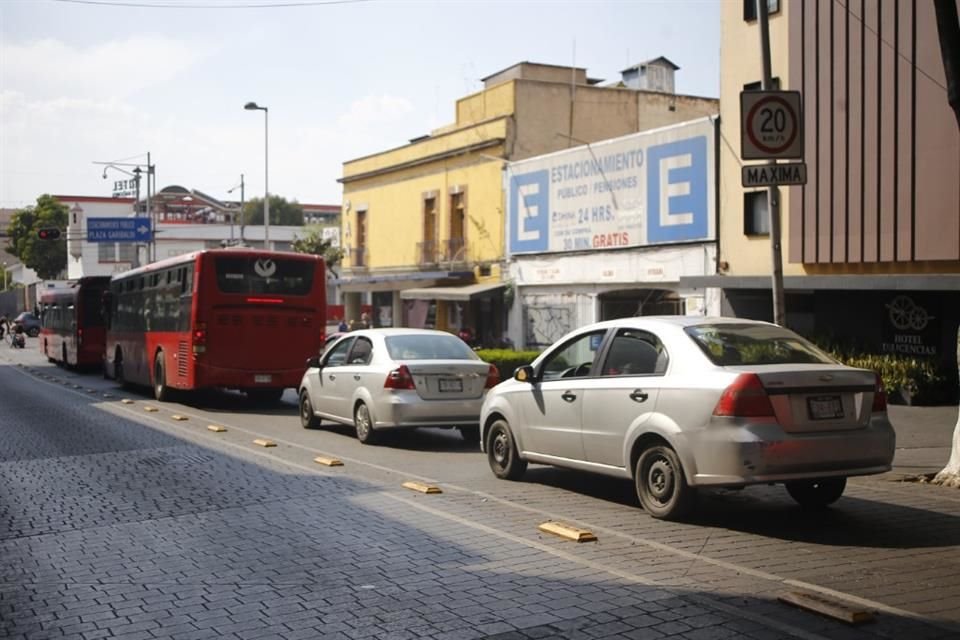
[886,295,931,331]
[254,259,277,278]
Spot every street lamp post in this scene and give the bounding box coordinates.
[244,102,269,248]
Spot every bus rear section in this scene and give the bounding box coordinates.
[184,252,325,401]
[40,277,110,369]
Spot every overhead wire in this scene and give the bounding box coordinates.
[52,0,374,8]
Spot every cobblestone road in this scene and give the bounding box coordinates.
[2,351,959,640]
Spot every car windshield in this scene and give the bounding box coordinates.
[385,334,479,361]
[684,323,836,366]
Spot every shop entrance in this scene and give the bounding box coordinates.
[599,289,682,320]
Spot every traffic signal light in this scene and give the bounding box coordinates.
[37,228,62,240]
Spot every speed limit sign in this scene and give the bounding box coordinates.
[740,90,804,160]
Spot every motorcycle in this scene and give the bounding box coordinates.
[8,328,25,349]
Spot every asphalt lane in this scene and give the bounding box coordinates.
[2,342,960,640]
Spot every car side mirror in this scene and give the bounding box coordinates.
[513,365,535,383]
[305,355,321,369]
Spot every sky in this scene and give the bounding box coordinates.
[0,0,721,210]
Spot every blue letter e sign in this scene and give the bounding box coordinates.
[647,136,708,244]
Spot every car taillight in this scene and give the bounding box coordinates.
[713,373,775,418]
[193,322,207,354]
[384,365,416,390]
[484,364,500,389]
[872,372,887,413]
[77,327,83,347]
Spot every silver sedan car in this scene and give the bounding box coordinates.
[299,328,499,444]
[480,316,895,520]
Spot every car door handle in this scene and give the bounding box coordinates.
[629,389,649,402]
[328,374,336,381]
[353,375,361,381]
[561,391,577,402]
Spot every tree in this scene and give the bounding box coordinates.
[291,226,344,275]
[933,0,960,487]
[5,194,68,279]
[241,195,304,227]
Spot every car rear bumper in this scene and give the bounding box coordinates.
[372,394,483,429]
[687,415,896,487]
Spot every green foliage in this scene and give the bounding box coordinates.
[809,338,954,405]
[291,226,344,274]
[242,195,304,226]
[5,194,67,279]
[475,348,542,381]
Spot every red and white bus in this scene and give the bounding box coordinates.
[104,249,326,402]
[39,276,112,369]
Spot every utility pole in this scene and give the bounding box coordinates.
[758,0,786,326]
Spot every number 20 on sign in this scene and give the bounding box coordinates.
[740,90,804,160]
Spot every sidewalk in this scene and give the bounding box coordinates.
[884,404,958,478]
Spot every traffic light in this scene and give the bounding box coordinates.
[37,228,62,240]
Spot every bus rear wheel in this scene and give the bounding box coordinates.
[154,353,172,402]
[114,351,128,389]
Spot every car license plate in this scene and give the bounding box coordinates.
[254,374,272,384]
[439,378,462,392]
[807,395,843,420]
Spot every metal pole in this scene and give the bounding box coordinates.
[263,109,270,248]
[240,174,246,245]
[132,169,141,269]
[146,152,153,263]
[758,0,786,326]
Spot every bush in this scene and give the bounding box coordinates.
[811,340,956,405]
[476,348,542,381]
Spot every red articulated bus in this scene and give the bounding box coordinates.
[103,248,326,403]
[39,276,112,369]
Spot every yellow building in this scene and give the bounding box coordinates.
[338,60,717,343]
[685,0,960,369]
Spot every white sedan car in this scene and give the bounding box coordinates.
[480,316,895,520]
[299,328,499,444]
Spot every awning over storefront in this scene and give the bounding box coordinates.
[679,274,960,291]
[333,270,473,289]
[400,281,505,302]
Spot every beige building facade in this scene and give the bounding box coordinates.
[338,60,717,342]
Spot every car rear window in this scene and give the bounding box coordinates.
[385,334,480,361]
[684,323,836,366]
[214,256,315,295]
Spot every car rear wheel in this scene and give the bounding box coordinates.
[785,478,846,509]
[28,327,39,338]
[635,444,695,520]
[486,420,526,480]
[354,402,378,444]
[299,390,321,429]
[115,353,127,389]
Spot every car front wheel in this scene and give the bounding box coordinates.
[635,444,695,520]
[299,390,321,429]
[486,420,526,480]
[785,478,846,509]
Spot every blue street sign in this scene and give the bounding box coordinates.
[86,217,152,243]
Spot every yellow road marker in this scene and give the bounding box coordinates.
[102,393,113,399]
[402,481,442,494]
[207,425,227,433]
[171,415,188,421]
[313,456,344,467]
[121,399,134,404]
[538,521,597,543]
[253,438,277,448]
[72,384,81,389]
[86,389,95,393]
[144,406,159,412]
[778,592,874,625]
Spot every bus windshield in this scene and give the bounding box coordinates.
[214,256,315,296]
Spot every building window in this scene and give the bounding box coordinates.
[447,189,466,261]
[354,209,367,268]
[743,77,781,92]
[117,243,136,263]
[744,0,780,22]
[744,191,770,236]
[420,193,438,264]
[98,242,114,262]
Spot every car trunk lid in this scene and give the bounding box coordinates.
[401,359,490,400]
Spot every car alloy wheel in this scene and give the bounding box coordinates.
[354,403,378,444]
[300,391,321,429]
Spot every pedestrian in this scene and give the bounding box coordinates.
[0,314,7,340]
[360,310,371,329]
[336,316,348,332]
